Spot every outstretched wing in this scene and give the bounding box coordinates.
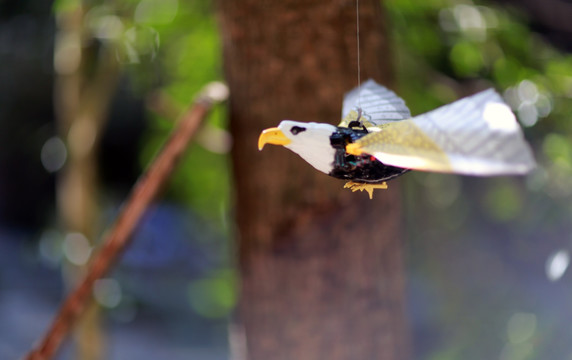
[349,89,536,176]
[339,79,411,128]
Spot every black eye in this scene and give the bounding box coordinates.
[290,126,306,135]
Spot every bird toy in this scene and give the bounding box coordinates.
[258,79,536,199]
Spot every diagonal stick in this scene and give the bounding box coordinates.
[25,82,229,360]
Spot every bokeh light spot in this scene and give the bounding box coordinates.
[518,80,539,104]
[63,232,92,266]
[546,250,569,282]
[38,229,64,267]
[507,312,537,344]
[92,15,124,40]
[93,278,122,308]
[118,26,161,64]
[517,102,539,127]
[535,93,552,118]
[453,4,486,40]
[41,136,67,173]
[499,342,534,360]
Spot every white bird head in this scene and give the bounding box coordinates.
[258,120,337,174]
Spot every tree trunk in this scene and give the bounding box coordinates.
[53,3,120,359]
[217,1,409,359]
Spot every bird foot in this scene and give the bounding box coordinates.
[343,181,388,199]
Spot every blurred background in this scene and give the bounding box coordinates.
[0,0,571,359]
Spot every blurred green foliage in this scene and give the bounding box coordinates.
[53,0,228,224]
[52,0,232,320]
[121,0,233,318]
[387,0,572,359]
[188,268,237,318]
[130,0,228,223]
[387,0,572,229]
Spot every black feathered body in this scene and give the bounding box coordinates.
[328,127,409,183]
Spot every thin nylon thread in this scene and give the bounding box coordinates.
[356,0,361,108]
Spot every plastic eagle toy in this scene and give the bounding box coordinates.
[258,79,536,199]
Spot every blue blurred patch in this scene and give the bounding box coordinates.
[119,204,223,275]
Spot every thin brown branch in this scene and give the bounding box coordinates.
[25,82,229,360]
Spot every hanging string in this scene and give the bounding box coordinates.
[356,0,362,114]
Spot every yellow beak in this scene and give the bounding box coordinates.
[258,127,292,150]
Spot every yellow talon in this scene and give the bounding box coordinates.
[343,181,388,199]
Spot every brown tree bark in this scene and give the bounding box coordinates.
[217,1,409,359]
